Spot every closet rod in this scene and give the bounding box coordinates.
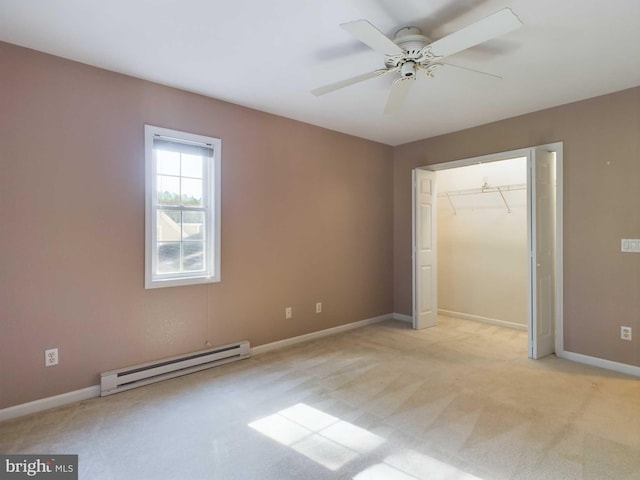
[437,183,526,198]
[438,183,526,214]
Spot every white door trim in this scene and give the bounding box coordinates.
[413,143,564,358]
[529,146,559,358]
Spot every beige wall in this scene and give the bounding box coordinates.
[437,158,528,327]
[2,40,639,410]
[394,87,640,367]
[0,42,394,409]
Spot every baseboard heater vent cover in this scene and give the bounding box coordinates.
[100,340,250,396]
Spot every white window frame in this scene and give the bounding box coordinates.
[144,125,221,288]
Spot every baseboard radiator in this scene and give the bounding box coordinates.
[100,341,250,396]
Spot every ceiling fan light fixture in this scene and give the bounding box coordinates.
[401,61,417,78]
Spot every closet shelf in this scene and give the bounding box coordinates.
[438,183,526,214]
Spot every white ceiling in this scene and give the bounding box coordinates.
[1,0,639,146]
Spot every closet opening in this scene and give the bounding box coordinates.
[437,156,528,334]
[412,144,563,359]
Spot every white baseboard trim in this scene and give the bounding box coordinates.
[5,319,638,423]
[251,313,393,355]
[438,309,527,331]
[557,350,640,378]
[1,314,394,422]
[393,313,413,323]
[0,385,100,423]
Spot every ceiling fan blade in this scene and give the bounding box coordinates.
[442,62,502,79]
[428,8,522,59]
[311,68,393,96]
[341,19,405,55]
[384,78,413,114]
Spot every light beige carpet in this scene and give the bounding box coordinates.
[1,316,639,479]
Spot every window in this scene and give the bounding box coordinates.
[144,125,221,288]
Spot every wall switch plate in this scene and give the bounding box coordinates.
[285,307,292,319]
[315,302,322,314]
[621,326,632,341]
[45,348,59,367]
[621,239,640,253]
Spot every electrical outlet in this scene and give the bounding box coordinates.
[621,326,632,341]
[315,302,322,314]
[285,307,292,319]
[45,348,58,367]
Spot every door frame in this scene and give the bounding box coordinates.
[412,143,563,357]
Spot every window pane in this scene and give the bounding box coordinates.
[182,211,205,240]
[157,242,180,274]
[156,210,181,242]
[181,153,203,178]
[181,178,203,206]
[156,150,180,176]
[157,175,180,205]
[146,125,220,287]
[183,242,205,272]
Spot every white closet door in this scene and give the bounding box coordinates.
[530,149,557,358]
[413,169,438,329]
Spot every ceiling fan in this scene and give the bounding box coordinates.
[312,8,522,113]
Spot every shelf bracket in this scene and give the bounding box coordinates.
[445,192,457,215]
[497,187,511,213]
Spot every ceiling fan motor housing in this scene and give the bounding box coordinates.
[385,26,431,72]
[393,26,429,58]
